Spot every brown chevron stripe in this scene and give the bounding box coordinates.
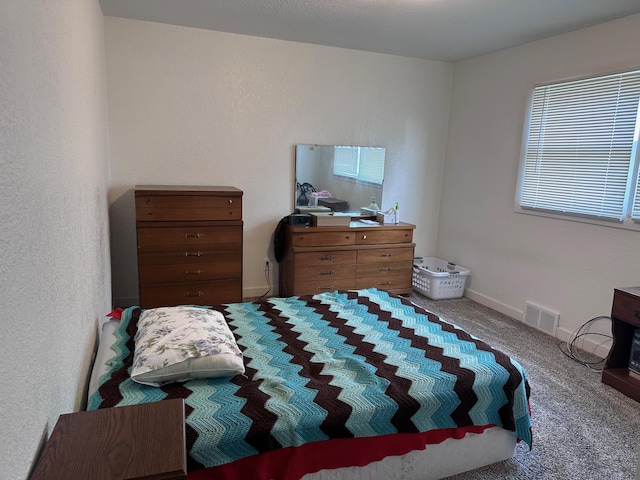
[220,301,283,454]
[350,291,475,428]
[262,296,354,439]
[327,291,421,433]
[396,295,525,432]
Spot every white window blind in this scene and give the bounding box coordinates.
[519,69,640,222]
[333,146,385,185]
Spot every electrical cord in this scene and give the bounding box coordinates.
[558,315,612,372]
[259,262,272,298]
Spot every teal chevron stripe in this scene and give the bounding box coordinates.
[116,378,168,405]
[359,289,532,443]
[185,378,255,466]
[343,292,461,432]
[253,297,330,445]
[225,301,329,446]
[354,290,486,427]
[271,296,385,437]
[309,291,400,435]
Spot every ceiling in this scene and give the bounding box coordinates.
[99,0,640,62]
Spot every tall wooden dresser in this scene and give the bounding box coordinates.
[135,185,243,308]
[279,221,415,297]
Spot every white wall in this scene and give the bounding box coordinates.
[104,17,453,306]
[439,13,640,352]
[0,1,111,478]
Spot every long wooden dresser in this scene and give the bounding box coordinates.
[135,185,243,308]
[278,221,415,297]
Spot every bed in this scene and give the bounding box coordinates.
[87,288,532,480]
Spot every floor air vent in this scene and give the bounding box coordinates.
[524,302,559,336]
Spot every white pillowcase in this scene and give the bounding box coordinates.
[131,306,245,386]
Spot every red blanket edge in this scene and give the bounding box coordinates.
[187,424,499,480]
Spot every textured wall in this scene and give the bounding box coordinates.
[439,13,640,350]
[104,17,453,305]
[0,1,112,478]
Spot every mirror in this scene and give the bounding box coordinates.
[295,144,385,215]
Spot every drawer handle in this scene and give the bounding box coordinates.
[320,270,334,276]
[362,235,367,240]
[379,267,391,272]
[228,199,233,205]
[185,291,204,297]
[185,233,202,238]
[379,253,393,257]
[183,251,203,257]
[319,285,334,291]
[320,255,334,261]
[184,269,203,275]
[377,281,392,286]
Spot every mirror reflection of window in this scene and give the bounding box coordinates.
[333,146,385,185]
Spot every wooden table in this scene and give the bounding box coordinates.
[31,399,187,479]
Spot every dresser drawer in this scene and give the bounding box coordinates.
[291,231,355,247]
[611,290,640,328]
[138,243,242,266]
[293,279,357,296]
[136,195,242,221]
[137,225,242,246]
[356,274,412,290]
[138,261,242,285]
[355,229,413,245]
[139,279,242,308]
[294,251,357,267]
[295,264,356,282]
[357,247,414,264]
[356,261,412,277]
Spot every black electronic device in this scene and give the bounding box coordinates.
[288,213,311,226]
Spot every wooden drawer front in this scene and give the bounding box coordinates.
[294,278,357,296]
[355,229,413,245]
[356,274,412,290]
[291,231,355,247]
[356,261,412,278]
[138,243,241,266]
[139,279,242,309]
[357,247,414,264]
[138,261,241,285]
[611,290,640,328]
[296,265,356,282]
[294,251,357,267]
[136,195,242,222]
[137,226,242,246]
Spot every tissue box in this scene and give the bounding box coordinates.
[376,211,398,224]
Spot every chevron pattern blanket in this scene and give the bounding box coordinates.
[88,288,532,473]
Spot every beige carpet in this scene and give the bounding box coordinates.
[408,293,639,480]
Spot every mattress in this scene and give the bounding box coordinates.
[88,289,531,479]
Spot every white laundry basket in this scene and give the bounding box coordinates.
[412,257,470,300]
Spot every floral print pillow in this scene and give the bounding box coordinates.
[131,306,245,386]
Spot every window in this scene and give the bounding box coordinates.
[516,69,640,229]
[333,146,385,185]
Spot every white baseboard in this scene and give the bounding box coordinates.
[464,288,523,321]
[464,289,611,359]
[243,285,275,301]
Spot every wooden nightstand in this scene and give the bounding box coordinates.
[601,287,640,403]
[31,399,187,480]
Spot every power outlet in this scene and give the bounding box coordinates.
[263,258,270,271]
